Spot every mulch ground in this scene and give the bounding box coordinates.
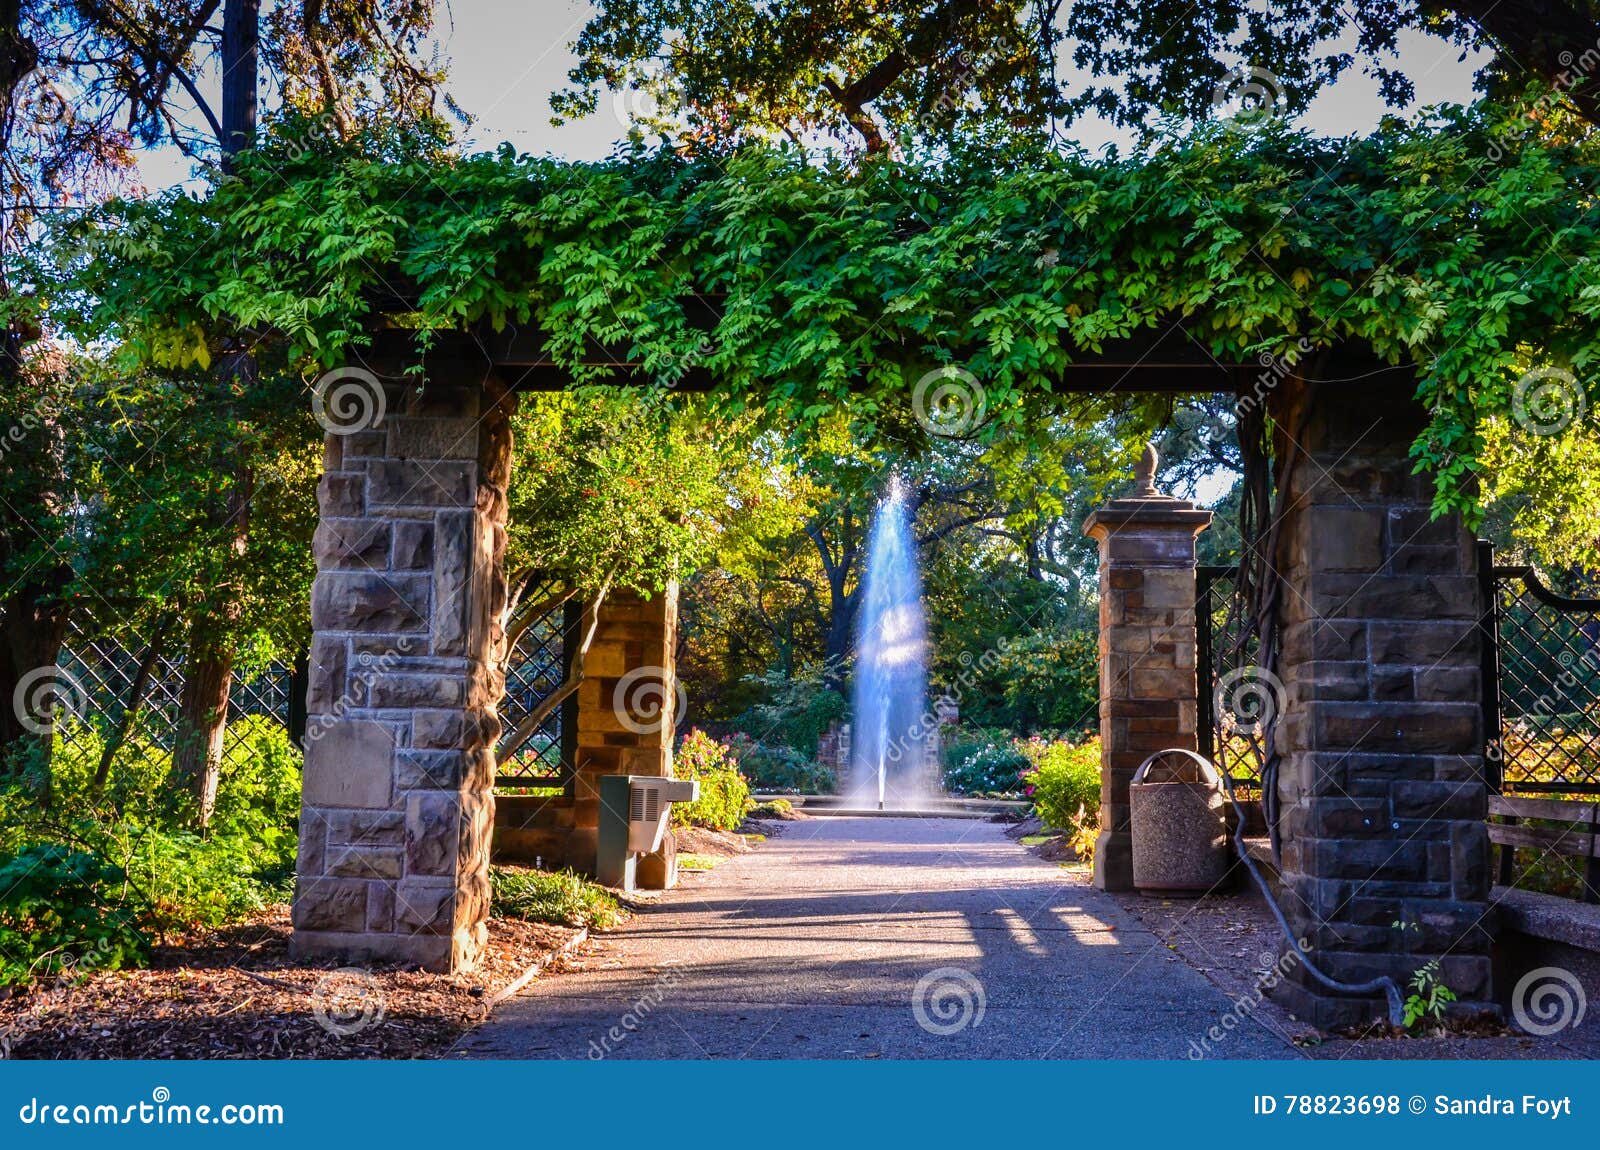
[0,907,586,1060]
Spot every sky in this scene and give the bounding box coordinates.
[137,1,1489,189]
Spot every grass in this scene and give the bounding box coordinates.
[676,853,720,871]
[490,866,625,930]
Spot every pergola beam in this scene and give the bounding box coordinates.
[360,317,1248,396]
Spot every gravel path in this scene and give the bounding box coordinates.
[460,814,1296,1059]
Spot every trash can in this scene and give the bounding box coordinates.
[1129,749,1231,894]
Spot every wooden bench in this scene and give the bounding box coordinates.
[1489,795,1600,904]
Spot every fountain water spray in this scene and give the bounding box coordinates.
[847,476,936,809]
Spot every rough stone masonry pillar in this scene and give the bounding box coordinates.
[1082,446,1212,891]
[291,367,513,973]
[1269,356,1493,1028]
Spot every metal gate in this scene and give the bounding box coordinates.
[1195,564,1264,792]
[1480,543,1600,795]
[494,589,578,789]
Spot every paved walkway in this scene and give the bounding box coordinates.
[461,815,1293,1059]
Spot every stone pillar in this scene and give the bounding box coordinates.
[1270,355,1492,1028]
[291,369,513,973]
[565,584,679,877]
[1082,447,1212,891]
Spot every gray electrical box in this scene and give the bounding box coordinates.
[597,775,700,891]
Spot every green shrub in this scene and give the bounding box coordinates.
[730,665,846,758]
[747,798,793,819]
[208,716,303,877]
[994,629,1099,732]
[1020,735,1102,830]
[491,866,623,929]
[0,844,148,987]
[725,734,835,793]
[123,825,294,933]
[0,714,303,962]
[941,733,1028,796]
[672,729,751,830]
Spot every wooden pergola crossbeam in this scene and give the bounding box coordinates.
[360,314,1248,396]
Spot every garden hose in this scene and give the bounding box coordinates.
[1136,748,1406,1028]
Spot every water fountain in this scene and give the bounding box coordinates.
[846,476,937,809]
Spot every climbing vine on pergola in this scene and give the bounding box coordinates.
[24,94,1600,521]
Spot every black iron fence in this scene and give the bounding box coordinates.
[1480,544,1600,796]
[1195,564,1264,791]
[494,588,576,789]
[53,618,302,774]
[48,599,575,790]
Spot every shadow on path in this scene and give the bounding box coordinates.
[457,815,1297,1059]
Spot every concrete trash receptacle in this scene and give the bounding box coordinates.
[1129,749,1230,895]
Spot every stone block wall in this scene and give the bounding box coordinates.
[1269,361,1493,1027]
[291,372,514,973]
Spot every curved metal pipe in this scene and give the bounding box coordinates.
[1134,748,1405,1028]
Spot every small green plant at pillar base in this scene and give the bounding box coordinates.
[1401,960,1458,1032]
[490,866,624,930]
[1019,735,1101,830]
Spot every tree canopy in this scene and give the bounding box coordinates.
[22,95,1600,537]
[561,0,1600,150]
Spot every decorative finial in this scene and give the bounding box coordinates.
[1131,441,1160,497]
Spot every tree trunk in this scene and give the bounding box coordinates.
[170,6,258,824]
[0,577,73,774]
[0,339,72,783]
[1453,0,1600,124]
[821,577,859,692]
[171,625,231,823]
[219,0,260,160]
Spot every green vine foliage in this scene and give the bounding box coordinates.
[27,96,1600,521]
